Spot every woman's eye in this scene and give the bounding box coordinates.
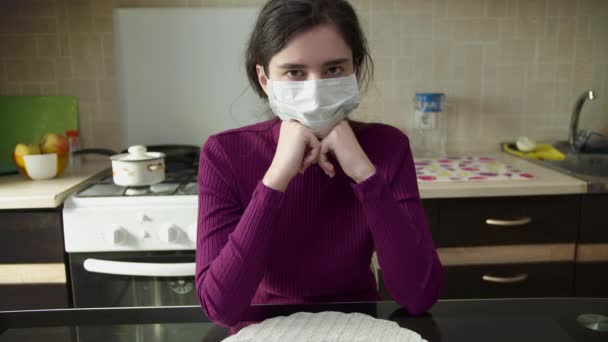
[286,70,304,78]
[325,67,343,76]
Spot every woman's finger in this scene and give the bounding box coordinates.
[299,151,316,174]
[299,131,321,174]
[302,136,320,166]
[318,140,335,177]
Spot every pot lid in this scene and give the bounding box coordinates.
[110,145,165,162]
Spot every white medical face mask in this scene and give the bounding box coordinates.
[266,73,361,137]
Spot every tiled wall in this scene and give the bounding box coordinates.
[1,0,607,154]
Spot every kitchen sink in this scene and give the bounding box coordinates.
[516,141,608,193]
[524,90,608,192]
[547,141,608,177]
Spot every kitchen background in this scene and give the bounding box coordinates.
[0,0,607,155]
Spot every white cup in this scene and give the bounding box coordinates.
[23,153,58,180]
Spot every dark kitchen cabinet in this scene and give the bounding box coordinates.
[435,196,579,298]
[575,194,608,297]
[0,208,70,310]
[0,284,69,310]
[578,194,608,243]
[377,261,574,301]
[379,195,582,301]
[436,196,580,247]
[441,262,574,299]
[0,210,65,263]
[575,262,608,297]
[421,199,439,243]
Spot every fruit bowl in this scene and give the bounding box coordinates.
[13,132,70,180]
[15,153,68,180]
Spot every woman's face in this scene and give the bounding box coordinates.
[256,23,354,92]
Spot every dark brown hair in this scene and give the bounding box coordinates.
[245,0,374,99]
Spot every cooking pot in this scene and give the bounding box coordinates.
[110,145,165,186]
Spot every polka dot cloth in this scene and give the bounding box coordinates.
[415,156,535,183]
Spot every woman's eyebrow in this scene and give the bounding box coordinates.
[277,63,307,69]
[277,58,350,69]
[322,58,349,66]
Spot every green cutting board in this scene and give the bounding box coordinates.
[0,96,78,173]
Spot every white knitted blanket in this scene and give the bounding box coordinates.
[222,311,426,342]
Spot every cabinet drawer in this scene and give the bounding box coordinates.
[0,210,64,263]
[422,199,439,243]
[438,196,579,247]
[579,195,608,243]
[0,284,69,310]
[575,262,608,297]
[441,262,574,299]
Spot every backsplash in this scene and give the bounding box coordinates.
[1,0,607,154]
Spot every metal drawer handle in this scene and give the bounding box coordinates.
[482,273,528,284]
[485,217,532,227]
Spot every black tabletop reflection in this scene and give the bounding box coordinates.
[1,298,607,341]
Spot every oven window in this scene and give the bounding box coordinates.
[69,251,198,308]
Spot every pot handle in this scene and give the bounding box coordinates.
[148,163,164,171]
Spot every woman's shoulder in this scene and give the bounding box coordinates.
[211,117,278,141]
[348,119,409,144]
[204,118,277,150]
[200,118,278,176]
[349,120,414,176]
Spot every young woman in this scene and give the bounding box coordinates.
[195,0,443,330]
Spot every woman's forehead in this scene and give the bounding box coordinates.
[269,24,352,68]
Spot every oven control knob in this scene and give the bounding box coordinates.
[105,226,128,245]
[135,229,149,240]
[159,224,182,243]
[187,224,197,243]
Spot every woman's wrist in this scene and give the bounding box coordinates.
[262,166,291,192]
[351,163,376,184]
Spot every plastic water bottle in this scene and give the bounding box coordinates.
[412,93,447,157]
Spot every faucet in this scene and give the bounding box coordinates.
[569,90,596,152]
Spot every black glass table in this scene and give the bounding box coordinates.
[1,298,607,341]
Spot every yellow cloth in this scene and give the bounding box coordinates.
[502,143,566,161]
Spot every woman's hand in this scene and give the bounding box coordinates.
[318,120,376,183]
[263,119,321,192]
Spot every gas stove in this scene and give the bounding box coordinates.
[75,168,198,198]
[63,164,199,253]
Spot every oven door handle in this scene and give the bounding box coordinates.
[83,258,195,277]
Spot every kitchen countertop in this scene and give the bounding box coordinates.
[418,153,588,199]
[0,152,589,210]
[0,157,110,210]
[1,298,606,341]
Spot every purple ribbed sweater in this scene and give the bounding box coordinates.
[195,117,443,329]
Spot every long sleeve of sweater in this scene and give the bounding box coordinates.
[195,136,284,327]
[350,132,443,314]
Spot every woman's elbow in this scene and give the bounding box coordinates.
[396,263,444,315]
[196,279,241,327]
[397,284,442,315]
[197,288,242,327]
[399,289,440,315]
